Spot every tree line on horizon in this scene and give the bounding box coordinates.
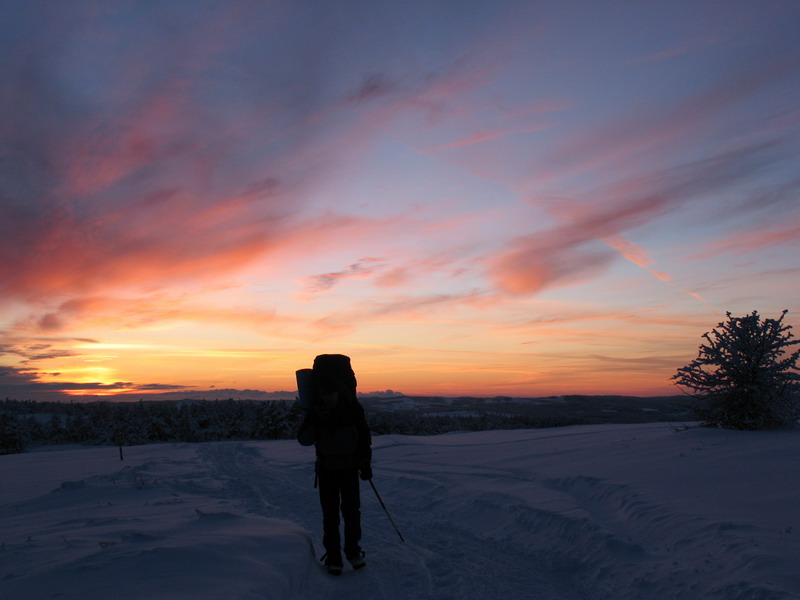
[0,398,576,455]
[0,399,305,455]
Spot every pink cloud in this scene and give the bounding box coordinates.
[603,235,653,268]
[0,186,289,301]
[490,236,616,295]
[6,293,287,345]
[653,271,670,283]
[488,139,790,296]
[688,219,800,260]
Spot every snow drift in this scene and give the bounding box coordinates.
[2,423,799,599]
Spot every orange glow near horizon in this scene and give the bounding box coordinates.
[10,306,717,399]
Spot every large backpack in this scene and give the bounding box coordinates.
[295,354,357,411]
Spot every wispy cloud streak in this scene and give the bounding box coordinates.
[301,259,386,296]
[489,140,795,295]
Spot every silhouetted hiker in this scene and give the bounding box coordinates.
[297,354,372,576]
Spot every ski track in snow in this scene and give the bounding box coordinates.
[2,423,799,599]
[195,441,570,599]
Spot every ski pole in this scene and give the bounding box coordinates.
[368,479,405,543]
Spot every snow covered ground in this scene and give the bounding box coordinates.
[2,423,799,600]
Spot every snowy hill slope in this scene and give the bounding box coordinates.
[2,423,799,600]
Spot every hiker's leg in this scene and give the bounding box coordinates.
[318,470,342,564]
[340,469,362,558]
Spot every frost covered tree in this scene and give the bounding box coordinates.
[673,310,800,430]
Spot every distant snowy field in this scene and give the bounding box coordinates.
[2,423,799,600]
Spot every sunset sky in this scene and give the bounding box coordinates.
[2,0,799,400]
